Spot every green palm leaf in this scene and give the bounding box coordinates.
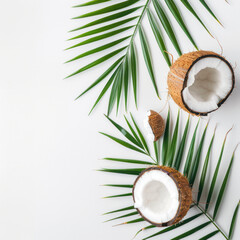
[123,57,129,111]
[205,128,231,212]
[104,114,143,148]
[75,0,112,7]
[107,66,122,115]
[229,201,240,239]
[199,0,222,26]
[167,109,180,167]
[116,68,123,115]
[75,56,123,99]
[180,0,212,37]
[70,7,142,32]
[103,158,152,165]
[124,115,144,148]
[99,168,144,175]
[213,146,238,219]
[129,42,138,108]
[142,213,202,239]
[147,8,171,67]
[89,64,121,114]
[171,221,211,240]
[183,119,200,177]
[103,206,135,215]
[117,218,144,226]
[103,184,133,188]
[104,211,138,222]
[198,230,219,240]
[164,0,198,50]
[197,127,216,203]
[66,47,127,78]
[69,17,138,40]
[67,27,133,50]
[173,115,190,170]
[130,113,150,154]
[162,108,170,165]
[152,0,182,56]
[73,0,140,18]
[66,38,129,63]
[103,193,132,199]
[153,140,160,164]
[99,132,146,155]
[188,122,208,185]
[139,25,160,98]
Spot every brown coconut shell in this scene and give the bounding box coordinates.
[167,50,235,116]
[132,166,192,227]
[148,110,165,141]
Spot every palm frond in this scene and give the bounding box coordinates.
[102,184,133,189]
[173,114,190,170]
[99,168,145,175]
[171,221,211,240]
[99,111,239,239]
[73,1,140,18]
[188,122,208,185]
[183,119,200,177]
[198,230,219,240]
[103,193,132,199]
[142,213,202,239]
[123,57,129,111]
[197,127,216,203]
[74,0,113,8]
[103,206,135,215]
[147,8,171,67]
[180,0,212,37]
[104,115,143,148]
[116,218,144,226]
[213,145,238,220]
[139,24,160,98]
[104,211,138,223]
[99,132,146,154]
[162,107,170,165]
[164,0,198,50]
[103,157,152,165]
[229,201,240,239]
[130,113,150,155]
[199,0,223,26]
[153,140,160,164]
[152,0,182,56]
[67,0,223,114]
[205,128,232,212]
[166,109,180,167]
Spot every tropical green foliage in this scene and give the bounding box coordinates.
[100,109,239,239]
[67,0,223,115]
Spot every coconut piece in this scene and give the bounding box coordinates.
[144,110,165,141]
[132,166,192,227]
[168,50,235,116]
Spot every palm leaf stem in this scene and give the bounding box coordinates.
[195,203,228,239]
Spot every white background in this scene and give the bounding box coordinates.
[0,0,240,239]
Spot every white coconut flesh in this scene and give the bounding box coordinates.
[182,57,233,113]
[134,170,179,224]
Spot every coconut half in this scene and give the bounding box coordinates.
[144,110,165,141]
[168,51,235,116]
[132,166,192,227]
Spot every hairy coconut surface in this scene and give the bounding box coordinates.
[168,51,235,116]
[132,166,192,227]
[144,110,165,141]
